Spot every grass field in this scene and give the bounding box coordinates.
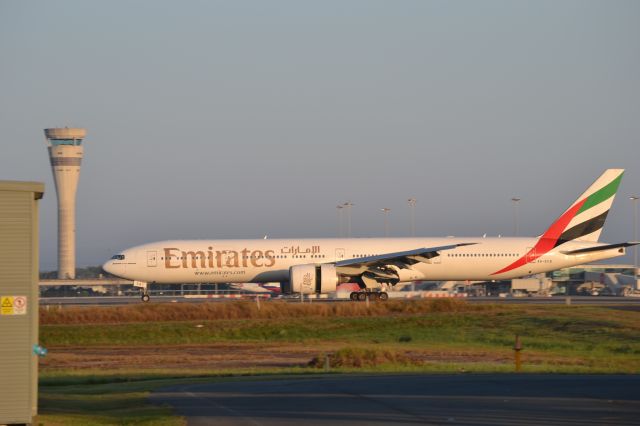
[35,299,640,424]
[40,300,640,373]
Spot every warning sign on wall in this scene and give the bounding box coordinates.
[1,296,27,315]
[1,296,14,315]
[13,296,27,315]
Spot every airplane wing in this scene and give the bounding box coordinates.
[335,243,476,285]
[560,242,638,256]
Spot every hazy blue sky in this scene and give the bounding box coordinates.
[1,1,639,270]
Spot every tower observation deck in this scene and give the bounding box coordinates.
[44,127,86,279]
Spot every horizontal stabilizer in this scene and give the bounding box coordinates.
[560,242,639,256]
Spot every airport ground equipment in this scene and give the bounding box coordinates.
[581,271,638,296]
[45,127,86,279]
[511,277,553,296]
[0,181,44,425]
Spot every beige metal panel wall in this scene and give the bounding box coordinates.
[0,182,43,424]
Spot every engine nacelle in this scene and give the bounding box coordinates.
[288,264,338,294]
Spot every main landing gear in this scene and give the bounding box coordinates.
[349,291,389,302]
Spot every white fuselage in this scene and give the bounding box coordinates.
[103,237,625,285]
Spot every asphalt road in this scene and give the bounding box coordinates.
[151,374,640,426]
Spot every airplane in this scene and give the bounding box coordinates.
[103,169,637,302]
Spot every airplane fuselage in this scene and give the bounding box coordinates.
[104,237,626,285]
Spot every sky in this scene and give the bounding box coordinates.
[1,1,639,271]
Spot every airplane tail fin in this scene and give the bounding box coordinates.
[539,169,624,245]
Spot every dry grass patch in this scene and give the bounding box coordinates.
[309,347,412,368]
[40,343,319,372]
[41,298,482,325]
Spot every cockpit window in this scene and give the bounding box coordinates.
[111,254,125,260]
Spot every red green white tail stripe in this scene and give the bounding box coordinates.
[492,169,624,275]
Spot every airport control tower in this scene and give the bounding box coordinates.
[44,127,86,279]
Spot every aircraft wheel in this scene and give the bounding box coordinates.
[357,292,367,302]
[378,292,389,301]
[141,293,150,303]
[350,292,358,301]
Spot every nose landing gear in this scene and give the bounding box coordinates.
[133,281,150,303]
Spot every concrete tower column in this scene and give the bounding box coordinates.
[44,128,86,280]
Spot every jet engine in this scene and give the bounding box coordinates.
[288,264,338,294]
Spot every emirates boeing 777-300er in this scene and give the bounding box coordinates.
[103,169,637,302]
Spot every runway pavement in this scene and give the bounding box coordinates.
[40,295,640,306]
[151,374,640,425]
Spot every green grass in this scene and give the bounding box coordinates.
[38,305,640,378]
[38,374,276,425]
[40,305,640,370]
[37,376,186,426]
[37,391,180,426]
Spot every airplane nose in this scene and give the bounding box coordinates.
[102,260,115,275]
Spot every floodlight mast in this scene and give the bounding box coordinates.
[408,198,417,237]
[511,197,521,236]
[381,208,391,237]
[631,196,639,289]
[343,201,354,237]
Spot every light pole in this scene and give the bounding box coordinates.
[631,196,639,289]
[408,198,417,237]
[343,201,354,237]
[381,208,391,237]
[511,197,521,236]
[336,205,344,237]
